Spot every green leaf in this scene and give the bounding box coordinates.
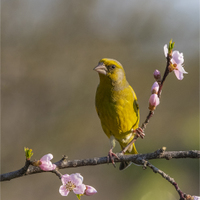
[76,194,84,200]
[168,39,175,53]
[24,147,33,160]
[76,194,81,200]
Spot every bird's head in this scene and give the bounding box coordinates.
[94,58,127,85]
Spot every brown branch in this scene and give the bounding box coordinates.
[146,161,185,199]
[1,150,199,182]
[0,159,31,181]
[1,149,199,199]
[157,53,171,97]
[122,51,173,154]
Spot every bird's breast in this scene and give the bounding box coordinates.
[95,87,138,141]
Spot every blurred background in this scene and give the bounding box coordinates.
[1,0,199,199]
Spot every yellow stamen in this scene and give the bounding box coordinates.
[66,181,76,191]
[168,63,177,72]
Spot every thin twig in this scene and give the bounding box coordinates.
[157,52,171,97]
[122,52,171,154]
[146,160,185,200]
[141,110,154,130]
[0,159,31,181]
[1,150,199,182]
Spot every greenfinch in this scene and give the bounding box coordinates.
[94,58,140,170]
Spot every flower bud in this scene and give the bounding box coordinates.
[153,70,161,81]
[149,94,160,111]
[85,185,97,196]
[39,154,56,171]
[151,82,159,94]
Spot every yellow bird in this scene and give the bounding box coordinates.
[94,58,140,170]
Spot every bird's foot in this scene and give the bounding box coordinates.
[107,149,119,168]
[134,127,145,139]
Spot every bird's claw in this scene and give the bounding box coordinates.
[107,149,119,167]
[134,127,145,139]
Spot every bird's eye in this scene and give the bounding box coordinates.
[111,65,116,69]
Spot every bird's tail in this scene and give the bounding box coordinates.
[119,142,138,170]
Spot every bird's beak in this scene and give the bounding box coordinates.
[93,63,107,75]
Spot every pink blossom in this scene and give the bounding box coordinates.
[171,50,184,65]
[85,185,97,196]
[149,94,160,111]
[39,154,56,171]
[164,44,188,80]
[171,51,188,80]
[59,173,86,196]
[151,81,159,94]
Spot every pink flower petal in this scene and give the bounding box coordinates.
[176,64,188,74]
[59,185,69,196]
[172,51,184,65]
[174,64,188,80]
[73,184,86,194]
[40,153,53,162]
[85,185,97,196]
[39,162,49,170]
[39,154,56,171]
[149,94,160,107]
[70,173,83,186]
[61,174,70,185]
[151,82,159,94]
[52,164,56,169]
[174,69,185,80]
[39,161,56,171]
[49,164,56,170]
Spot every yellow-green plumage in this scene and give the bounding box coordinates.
[94,58,140,170]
